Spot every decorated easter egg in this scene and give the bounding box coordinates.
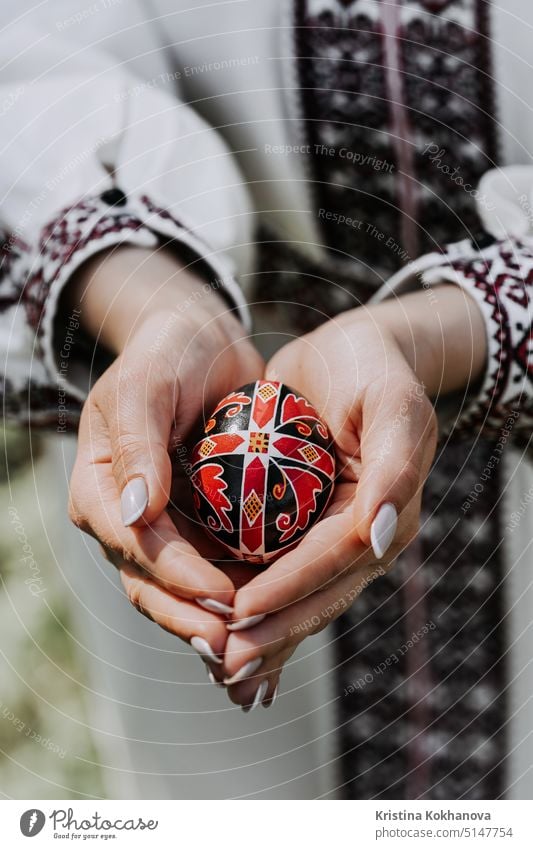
[190,380,335,563]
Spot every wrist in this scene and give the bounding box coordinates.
[68,245,240,355]
[367,285,487,398]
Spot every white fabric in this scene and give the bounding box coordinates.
[0,10,254,273]
[2,0,533,799]
[0,0,338,800]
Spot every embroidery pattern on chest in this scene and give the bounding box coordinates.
[294,0,497,280]
[291,0,506,801]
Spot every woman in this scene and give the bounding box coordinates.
[1,0,532,799]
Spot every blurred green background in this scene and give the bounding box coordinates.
[0,427,104,799]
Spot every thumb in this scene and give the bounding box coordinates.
[353,379,437,558]
[98,359,176,527]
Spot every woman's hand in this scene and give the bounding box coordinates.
[67,246,264,664]
[219,285,487,708]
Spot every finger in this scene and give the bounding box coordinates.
[232,509,370,620]
[225,556,385,684]
[91,353,176,527]
[352,373,437,556]
[224,648,293,708]
[70,455,235,609]
[225,554,390,706]
[261,679,280,709]
[119,565,229,660]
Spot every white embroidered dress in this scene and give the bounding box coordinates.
[1,0,532,799]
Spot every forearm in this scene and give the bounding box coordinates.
[364,285,487,398]
[67,246,243,355]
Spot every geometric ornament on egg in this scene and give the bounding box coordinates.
[190,380,335,564]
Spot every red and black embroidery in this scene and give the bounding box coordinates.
[285,0,497,317]
[1,192,233,429]
[434,238,533,437]
[288,0,508,802]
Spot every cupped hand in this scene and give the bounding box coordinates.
[219,286,488,708]
[220,294,454,707]
[67,246,264,664]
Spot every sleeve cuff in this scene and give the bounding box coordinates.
[23,190,251,406]
[372,235,533,438]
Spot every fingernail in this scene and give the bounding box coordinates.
[370,502,398,559]
[190,636,222,665]
[196,598,234,616]
[121,477,149,527]
[263,683,279,708]
[242,680,268,713]
[223,657,263,686]
[206,667,224,688]
[227,614,266,631]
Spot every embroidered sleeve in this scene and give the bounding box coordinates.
[0,21,253,432]
[1,191,251,431]
[376,236,533,446]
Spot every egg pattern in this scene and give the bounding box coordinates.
[190,380,335,563]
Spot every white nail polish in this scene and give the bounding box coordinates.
[243,680,268,713]
[370,503,398,559]
[223,656,263,686]
[264,684,279,708]
[190,636,222,665]
[121,478,149,527]
[196,598,234,615]
[227,614,266,631]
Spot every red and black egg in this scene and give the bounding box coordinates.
[189,380,335,563]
